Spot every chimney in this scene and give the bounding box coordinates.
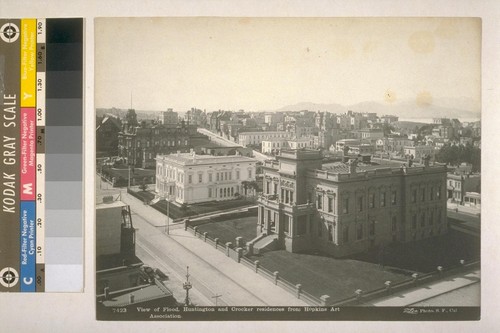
[348,158,357,174]
[104,287,110,300]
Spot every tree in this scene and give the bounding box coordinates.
[382,123,395,137]
[436,143,481,171]
[241,180,249,196]
[470,147,481,172]
[248,180,260,196]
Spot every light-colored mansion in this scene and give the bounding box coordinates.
[238,131,292,147]
[257,149,448,257]
[155,152,257,204]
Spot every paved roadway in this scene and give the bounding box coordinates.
[119,190,307,306]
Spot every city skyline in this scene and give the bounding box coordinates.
[95,17,481,114]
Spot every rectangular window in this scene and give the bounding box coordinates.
[274,183,278,194]
[216,173,219,181]
[284,215,289,233]
[421,189,425,202]
[429,211,434,225]
[198,174,202,183]
[343,198,349,214]
[188,175,192,184]
[317,194,323,209]
[208,188,212,198]
[430,187,434,200]
[266,181,270,194]
[369,220,375,236]
[290,191,294,204]
[358,197,363,212]
[209,173,212,182]
[236,170,240,180]
[229,172,232,180]
[380,192,386,207]
[437,187,441,199]
[391,191,397,205]
[357,224,363,240]
[369,193,375,208]
[248,169,252,178]
[328,197,333,212]
[411,189,417,203]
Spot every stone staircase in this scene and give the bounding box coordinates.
[253,234,279,255]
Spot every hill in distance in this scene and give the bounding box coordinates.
[276,99,480,120]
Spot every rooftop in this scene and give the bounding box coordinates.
[289,137,314,142]
[239,131,290,135]
[96,199,127,210]
[157,152,256,166]
[101,280,174,307]
[261,137,290,142]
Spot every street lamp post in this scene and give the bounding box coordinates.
[163,182,175,235]
[166,194,170,235]
[183,266,192,306]
[128,164,131,188]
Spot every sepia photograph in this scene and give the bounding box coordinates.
[94,17,481,321]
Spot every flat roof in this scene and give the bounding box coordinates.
[96,200,127,209]
[322,158,413,173]
[262,137,289,142]
[239,131,290,135]
[157,153,256,166]
[101,283,173,307]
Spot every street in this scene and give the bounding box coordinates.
[97,178,306,306]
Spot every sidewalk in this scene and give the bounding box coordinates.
[447,201,481,217]
[365,269,480,306]
[120,190,307,306]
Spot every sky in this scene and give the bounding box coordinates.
[95,17,481,113]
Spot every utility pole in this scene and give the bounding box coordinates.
[212,293,222,306]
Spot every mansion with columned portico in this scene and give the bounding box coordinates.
[257,149,448,257]
[155,152,257,204]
